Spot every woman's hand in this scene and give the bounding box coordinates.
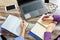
[42,16,54,23]
[46,22,56,32]
[20,20,26,30]
[20,20,26,37]
[42,16,54,21]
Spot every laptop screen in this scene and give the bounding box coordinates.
[17,0,35,6]
[22,1,43,14]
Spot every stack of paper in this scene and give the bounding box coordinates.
[28,15,50,40]
[1,15,27,36]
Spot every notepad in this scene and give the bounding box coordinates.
[29,15,50,40]
[1,15,28,36]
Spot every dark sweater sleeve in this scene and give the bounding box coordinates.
[44,32,52,40]
[53,15,60,22]
[58,37,60,40]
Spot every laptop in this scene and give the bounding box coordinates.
[17,0,47,20]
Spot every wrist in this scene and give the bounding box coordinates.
[20,31,25,37]
[20,29,25,37]
[46,30,52,32]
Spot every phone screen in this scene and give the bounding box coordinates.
[45,0,49,3]
[6,5,15,11]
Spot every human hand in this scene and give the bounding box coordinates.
[20,20,26,36]
[46,22,56,32]
[42,16,54,21]
[20,20,26,29]
[42,16,54,24]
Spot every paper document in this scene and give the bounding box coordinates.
[1,15,28,36]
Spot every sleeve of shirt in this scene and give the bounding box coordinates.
[14,36,24,40]
[44,32,52,40]
[0,37,2,40]
[58,37,60,40]
[53,15,60,22]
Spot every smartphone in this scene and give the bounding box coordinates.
[45,0,49,3]
[5,4,17,11]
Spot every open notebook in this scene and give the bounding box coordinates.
[28,15,50,40]
[1,15,28,36]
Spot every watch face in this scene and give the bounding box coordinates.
[17,0,35,6]
[45,0,49,3]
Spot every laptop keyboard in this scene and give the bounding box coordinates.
[22,1,43,14]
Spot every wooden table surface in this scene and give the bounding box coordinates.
[0,2,60,40]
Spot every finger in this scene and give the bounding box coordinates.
[20,21,23,25]
[42,16,53,21]
[22,20,24,26]
[46,23,56,32]
[23,20,26,23]
[42,18,49,21]
[52,21,57,24]
[43,16,49,18]
[42,16,49,20]
[22,20,26,26]
[49,23,56,28]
